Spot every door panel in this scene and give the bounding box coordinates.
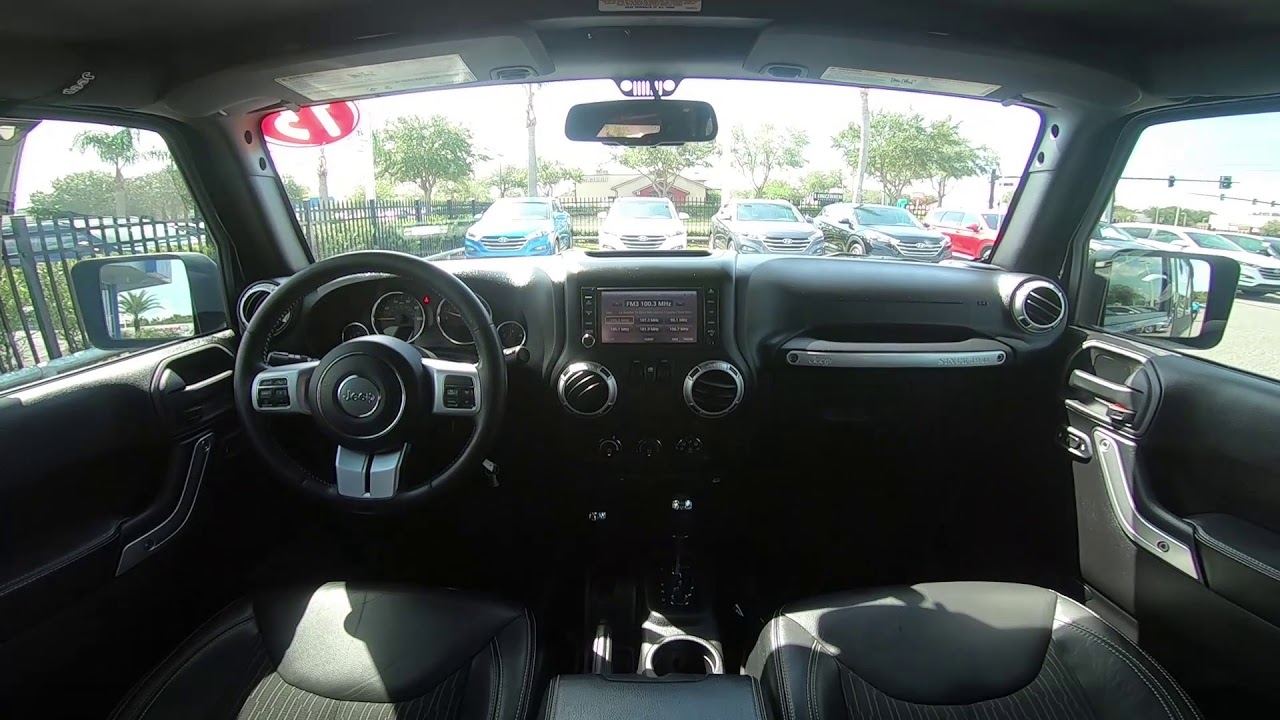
[1064,329,1280,701]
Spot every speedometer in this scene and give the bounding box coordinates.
[436,296,492,345]
[371,292,427,342]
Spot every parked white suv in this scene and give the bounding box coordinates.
[597,197,690,251]
[1115,222,1280,296]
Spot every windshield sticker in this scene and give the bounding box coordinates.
[599,0,702,12]
[276,55,477,102]
[820,67,999,97]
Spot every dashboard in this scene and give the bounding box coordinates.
[246,251,1067,475]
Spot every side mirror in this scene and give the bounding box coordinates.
[70,253,227,350]
[1083,248,1240,350]
[473,212,484,220]
[966,223,981,233]
[840,217,853,226]
[678,212,690,221]
[597,211,609,220]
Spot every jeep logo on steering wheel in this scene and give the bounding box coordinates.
[335,376,382,418]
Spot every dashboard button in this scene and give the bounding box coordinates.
[656,360,672,381]
[581,332,597,348]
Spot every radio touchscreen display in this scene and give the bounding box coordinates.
[600,290,698,344]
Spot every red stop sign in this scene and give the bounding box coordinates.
[261,102,361,147]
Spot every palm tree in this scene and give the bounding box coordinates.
[119,290,163,335]
[73,128,141,217]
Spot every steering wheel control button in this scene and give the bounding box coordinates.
[335,375,382,418]
[442,375,476,410]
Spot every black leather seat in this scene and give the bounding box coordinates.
[747,581,1201,720]
[111,582,539,720]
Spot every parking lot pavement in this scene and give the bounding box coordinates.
[1186,296,1280,380]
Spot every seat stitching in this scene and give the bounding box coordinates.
[1059,621,1178,720]
[1198,532,1280,583]
[133,615,256,720]
[490,638,502,720]
[514,608,535,720]
[749,676,766,720]
[1052,591,1200,719]
[773,612,794,720]
[807,638,819,720]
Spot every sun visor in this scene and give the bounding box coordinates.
[744,25,1141,110]
[163,28,553,117]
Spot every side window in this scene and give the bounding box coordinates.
[941,211,964,224]
[1089,110,1280,380]
[1125,226,1152,238]
[1,120,224,392]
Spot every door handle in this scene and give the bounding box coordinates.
[1070,369,1138,407]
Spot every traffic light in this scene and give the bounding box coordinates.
[1219,175,1233,189]
[1168,175,1176,187]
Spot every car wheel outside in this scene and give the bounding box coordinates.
[979,246,993,262]
[1242,289,1271,297]
[846,238,867,256]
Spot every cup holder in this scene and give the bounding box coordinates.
[646,636,723,676]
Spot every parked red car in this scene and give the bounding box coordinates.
[923,208,1004,262]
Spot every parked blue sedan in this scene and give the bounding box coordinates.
[463,198,572,258]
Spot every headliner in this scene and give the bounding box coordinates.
[3,0,1280,116]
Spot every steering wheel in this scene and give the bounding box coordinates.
[232,251,507,512]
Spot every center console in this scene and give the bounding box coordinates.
[553,254,751,471]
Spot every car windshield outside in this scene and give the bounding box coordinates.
[854,206,922,227]
[260,79,1039,261]
[1218,232,1267,253]
[1096,223,1136,241]
[610,199,673,219]
[1187,231,1243,251]
[737,203,801,222]
[485,199,550,220]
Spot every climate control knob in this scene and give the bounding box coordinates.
[557,362,617,417]
[638,438,662,458]
[581,332,597,348]
[599,438,622,458]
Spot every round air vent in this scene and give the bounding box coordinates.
[237,281,291,333]
[557,362,617,417]
[683,361,745,418]
[1011,279,1066,333]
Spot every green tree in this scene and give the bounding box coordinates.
[118,290,163,335]
[486,166,528,198]
[281,175,310,205]
[759,179,799,200]
[536,160,585,196]
[1262,220,1280,236]
[25,171,116,217]
[729,124,809,195]
[616,144,717,199]
[373,115,482,213]
[126,171,193,220]
[923,119,997,204]
[73,128,142,216]
[832,111,933,201]
[1144,206,1211,226]
[799,170,843,198]
[1111,205,1138,223]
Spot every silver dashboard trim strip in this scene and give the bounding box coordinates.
[1093,427,1200,580]
[116,432,214,575]
[786,350,1007,369]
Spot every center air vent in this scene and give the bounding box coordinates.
[558,362,617,417]
[237,281,291,333]
[684,361,745,418]
[1011,279,1067,333]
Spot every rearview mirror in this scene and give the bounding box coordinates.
[70,253,228,349]
[1082,247,1240,349]
[565,100,718,146]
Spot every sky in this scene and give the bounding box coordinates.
[12,78,1280,228]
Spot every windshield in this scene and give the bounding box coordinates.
[854,206,922,227]
[261,79,1038,261]
[1096,223,1135,241]
[485,200,550,220]
[610,201,673,219]
[1187,231,1244,251]
[737,203,801,222]
[982,214,1005,229]
[1220,233,1266,252]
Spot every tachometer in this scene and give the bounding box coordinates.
[371,291,427,342]
[436,296,492,345]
